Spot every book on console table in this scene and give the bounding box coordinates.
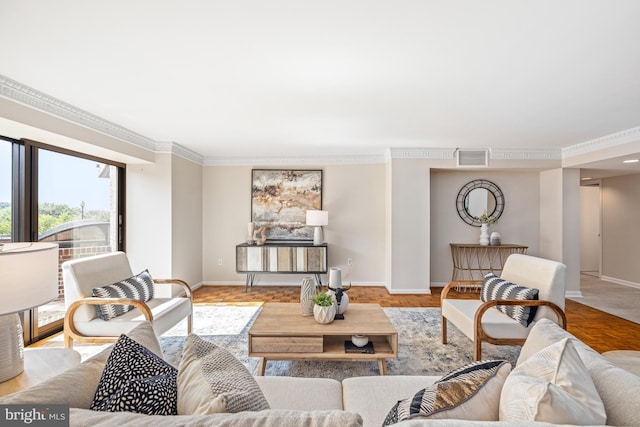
[344,341,375,354]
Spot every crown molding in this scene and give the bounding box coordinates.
[203,153,385,166]
[155,141,204,165]
[562,126,640,158]
[388,147,455,159]
[0,73,157,152]
[490,148,561,160]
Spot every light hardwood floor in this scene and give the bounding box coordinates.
[193,284,640,354]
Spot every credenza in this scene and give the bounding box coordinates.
[449,243,528,282]
[236,242,328,291]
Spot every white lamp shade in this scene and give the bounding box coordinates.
[0,242,59,314]
[306,210,328,226]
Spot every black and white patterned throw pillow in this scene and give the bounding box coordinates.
[92,269,155,320]
[90,334,177,415]
[481,273,539,326]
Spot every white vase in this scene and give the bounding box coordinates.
[479,224,490,246]
[247,222,254,240]
[300,276,316,317]
[313,304,336,324]
[490,231,502,246]
[351,334,369,347]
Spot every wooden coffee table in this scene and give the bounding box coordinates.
[248,302,398,375]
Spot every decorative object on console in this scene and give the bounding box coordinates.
[300,276,316,317]
[0,242,59,382]
[251,169,322,241]
[252,227,267,245]
[327,267,351,319]
[479,224,490,246]
[311,291,335,324]
[477,209,496,246]
[247,222,255,244]
[306,210,328,246]
[490,232,502,246]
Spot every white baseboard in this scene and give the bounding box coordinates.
[565,291,583,298]
[384,283,432,295]
[201,281,386,287]
[601,275,640,290]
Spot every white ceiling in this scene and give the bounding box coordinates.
[1,1,640,165]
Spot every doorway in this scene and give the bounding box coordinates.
[580,184,601,277]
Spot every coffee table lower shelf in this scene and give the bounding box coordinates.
[250,335,396,375]
[248,303,398,376]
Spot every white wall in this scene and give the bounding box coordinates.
[127,154,173,277]
[171,155,203,288]
[540,169,564,262]
[127,153,203,295]
[430,170,541,284]
[539,168,581,294]
[601,174,640,285]
[202,164,387,285]
[387,158,431,293]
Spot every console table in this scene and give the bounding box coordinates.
[449,243,528,282]
[236,242,327,291]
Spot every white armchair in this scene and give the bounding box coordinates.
[441,254,567,361]
[62,251,192,348]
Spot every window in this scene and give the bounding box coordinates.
[0,136,125,341]
[0,140,11,243]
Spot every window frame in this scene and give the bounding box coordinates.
[1,135,126,342]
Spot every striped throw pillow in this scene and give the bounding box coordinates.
[92,270,155,321]
[383,360,511,424]
[481,273,539,327]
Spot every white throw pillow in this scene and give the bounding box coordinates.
[500,338,606,424]
[177,334,270,415]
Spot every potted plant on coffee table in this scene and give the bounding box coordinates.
[312,291,336,324]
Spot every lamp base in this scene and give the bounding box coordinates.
[313,226,324,246]
[0,313,25,382]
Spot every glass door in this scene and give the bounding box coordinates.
[36,148,121,337]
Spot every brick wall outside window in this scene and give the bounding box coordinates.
[56,246,112,298]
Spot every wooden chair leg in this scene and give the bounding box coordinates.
[442,316,448,344]
[474,338,482,361]
[187,313,193,334]
[64,333,73,349]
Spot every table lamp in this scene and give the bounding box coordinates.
[0,242,59,382]
[306,210,328,246]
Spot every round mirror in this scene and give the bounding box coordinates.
[456,179,504,226]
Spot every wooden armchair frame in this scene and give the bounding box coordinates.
[441,280,567,361]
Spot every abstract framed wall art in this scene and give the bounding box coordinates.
[251,169,322,241]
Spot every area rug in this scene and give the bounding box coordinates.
[158,306,521,380]
[162,302,263,336]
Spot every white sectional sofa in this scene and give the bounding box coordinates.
[2,319,639,426]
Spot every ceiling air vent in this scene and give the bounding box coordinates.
[456,149,489,167]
